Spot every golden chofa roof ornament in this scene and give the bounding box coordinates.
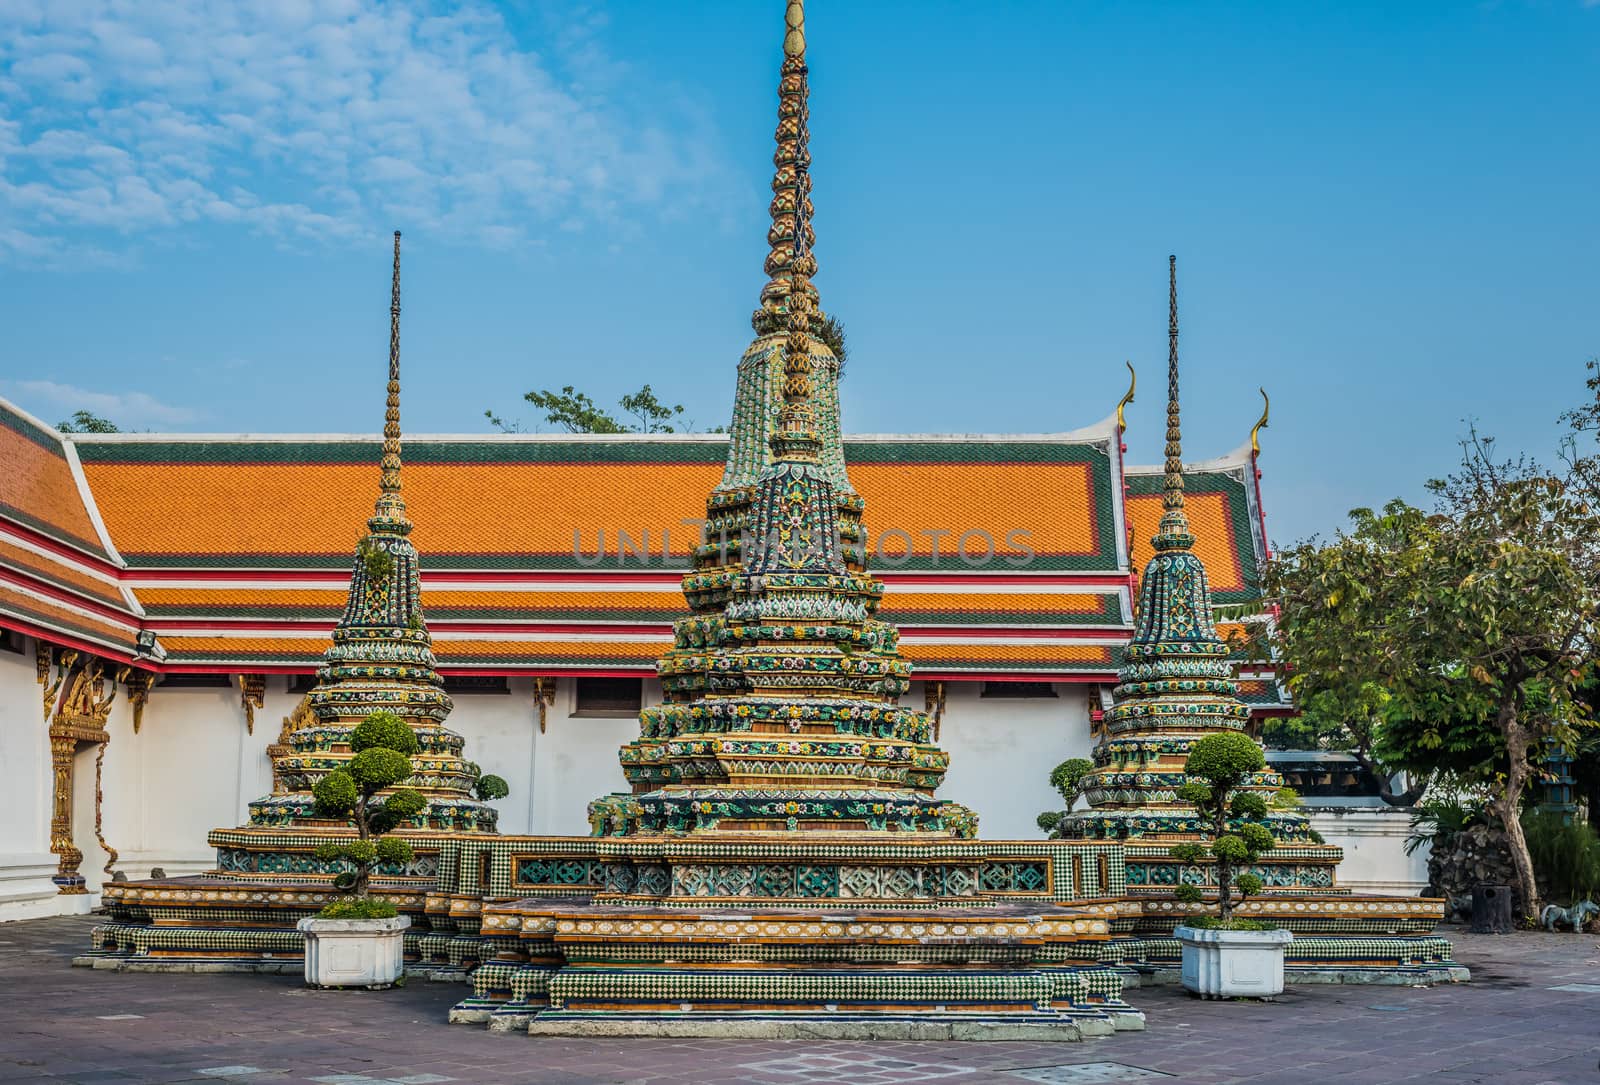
[1250,387,1270,456]
[1116,360,1137,434]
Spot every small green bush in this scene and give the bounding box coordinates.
[1185,915,1275,931]
[319,897,398,920]
[312,771,358,818]
[1524,810,1600,905]
[358,540,395,582]
[1181,733,1277,923]
[351,711,418,756]
[374,836,415,866]
[347,747,412,790]
[475,774,510,802]
[1036,758,1094,836]
[1173,883,1204,904]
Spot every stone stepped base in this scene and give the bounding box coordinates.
[521,1012,1095,1041]
[447,896,1142,1036]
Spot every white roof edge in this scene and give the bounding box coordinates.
[59,441,129,572]
[1128,446,1252,475]
[0,395,70,449]
[61,429,1122,445]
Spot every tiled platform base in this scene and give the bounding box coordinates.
[448,897,1143,1039]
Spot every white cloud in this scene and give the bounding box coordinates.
[5,379,200,428]
[0,1,720,268]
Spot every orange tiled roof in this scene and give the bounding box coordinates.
[0,402,109,558]
[0,402,141,657]
[0,412,1275,681]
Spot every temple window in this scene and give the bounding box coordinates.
[442,676,510,695]
[159,673,233,689]
[573,676,644,718]
[979,681,1057,699]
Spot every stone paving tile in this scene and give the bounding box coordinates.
[3,918,1600,1084]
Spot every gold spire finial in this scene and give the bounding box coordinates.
[1250,387,1270,456]
[1116,360,1136,433]
[373,231,409,530]
[1155,254,1193,550]
[784,0,805,57]
[754,0,819,334]
[769,1,820,462]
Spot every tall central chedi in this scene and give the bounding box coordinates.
[592,0,968,841]
[445,0,1138,1039]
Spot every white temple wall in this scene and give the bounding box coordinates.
[0,642,62,920]
[104,683,280,886]
[0,653,1437,920]
[930,681,1096,840]
[524,677,658,837]
[1306,806,1431,897]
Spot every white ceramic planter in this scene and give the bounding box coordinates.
[1175,924,1293,999]
[297,915,410,988]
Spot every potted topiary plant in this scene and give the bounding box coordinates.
[1170,731,1293,998]
[296,710,427,989]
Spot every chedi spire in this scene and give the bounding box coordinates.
[251,232,498,833]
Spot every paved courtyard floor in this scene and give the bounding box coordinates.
[2,917,1598,1085]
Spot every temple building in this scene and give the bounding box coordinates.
[0,379,1346,920]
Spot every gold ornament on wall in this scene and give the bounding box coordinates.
[534,677,557,733]
[47,656,125,892]
[238,673,267,735]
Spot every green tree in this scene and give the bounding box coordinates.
[58,410,120,433]
[1170,732,1276,924]
[1036,757,1094,837]
[487,384,692,434]
[1267,428,1599,921]
[619,384,686,433]
[311,711,427,913]
[819,313,848,378]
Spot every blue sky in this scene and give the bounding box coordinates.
[1,1,1595,544]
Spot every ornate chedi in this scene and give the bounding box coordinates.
[444,1,1141,1040]
[248,235,495,835]
[594,0,959,840]
[1056,259,1462,982]
[90,234,504,968]
[1059,258,1330,875]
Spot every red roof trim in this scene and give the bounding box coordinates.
[0,520,123,577]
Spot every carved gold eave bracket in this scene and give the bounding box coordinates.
[125,670,156,734]
[924,680,947,742]
[238,673,267,735]
[534,677,557,733]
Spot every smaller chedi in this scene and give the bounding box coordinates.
[91,233,512,965]
[1051,259,1460,982]
[254,236,503,835]
[1055,259,1335,873]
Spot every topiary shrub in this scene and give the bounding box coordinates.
[1170,732,1277,926]
[474,774,510,802]
[1037,757,1095,838]
[311,710,424,912]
